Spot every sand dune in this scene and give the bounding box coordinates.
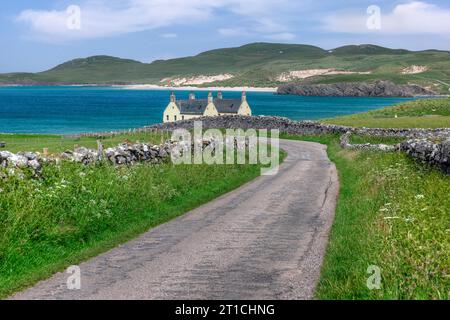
[277,69,372,82]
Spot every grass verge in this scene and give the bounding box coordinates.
[0,132,282,298]
[324,98,450,129]
[283,134,449,299]
[0,131,172,154]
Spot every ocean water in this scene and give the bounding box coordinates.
[0,86,415,134]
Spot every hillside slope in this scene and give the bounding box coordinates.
[1,43,450,93]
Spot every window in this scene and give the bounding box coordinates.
[182,116,185,120]
[166,115,169,121]
[174,115,177,121]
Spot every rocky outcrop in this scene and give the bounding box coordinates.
[400,139,450,173]
[277,80,436,97]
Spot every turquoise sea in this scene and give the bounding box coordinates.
[0,86,415,134]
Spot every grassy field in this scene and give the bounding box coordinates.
[281,133,449,300]
[0,132,275,298]
[325,98,450,128]
[0,131,174,154]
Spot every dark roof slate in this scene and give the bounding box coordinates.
[214,99,242,114]
[176,99,208,115]
[175,98,242,115]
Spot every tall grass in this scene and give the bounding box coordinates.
[0,150,263,298]
[283,134,449,300]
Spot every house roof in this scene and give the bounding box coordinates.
[214,99,242,114]
[175,99,242,115]
[176,100,208,115]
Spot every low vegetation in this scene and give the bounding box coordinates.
[283,134,449,300]
[0,131,174,154]
[0,132,272,298]
[325,98,450,128]
[1,97,449,299]
[303,99,449,299]
[1,43,450,93]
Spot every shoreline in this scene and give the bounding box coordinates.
[0,83,278,93]
[116,84,278,93]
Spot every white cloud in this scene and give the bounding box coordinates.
[160,33,178,39]
[17,0,215,41]
[323,1,450,35]
[218,28,295,42]
[218,28,251,37]
[217,8,296,40]
[16,0,297,42]
[264,32,296,41]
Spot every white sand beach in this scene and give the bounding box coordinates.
[120,84,277,93]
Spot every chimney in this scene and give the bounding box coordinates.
[189,91,196,100]
[241,91,247,102]
[208,92,213,104]
[170,92,176,103]
[217,91,223,100]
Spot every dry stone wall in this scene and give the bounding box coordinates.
[1,116,449,175]
[148,116,450,172]
[147,115,450,140]
[400,139,450,173]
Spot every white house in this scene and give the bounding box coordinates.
[163,91,252,123]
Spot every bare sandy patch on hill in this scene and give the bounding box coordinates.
[161,74,234,86]
[277,69,371,82]
[402,65,428,74]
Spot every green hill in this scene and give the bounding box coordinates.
[41,56,147,84]
[330,44,409,55]
[1,42,450,93]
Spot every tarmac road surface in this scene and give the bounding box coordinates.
[11,139,339,300]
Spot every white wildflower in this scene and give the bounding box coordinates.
[415,194,425,200]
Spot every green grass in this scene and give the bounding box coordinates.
[0,131,174,154]
[326,116,450,129]
[325,98,450,128]
[282,134,450,300]
[2,43,450,92]
[0,132,281,298]
[1,126,448,299]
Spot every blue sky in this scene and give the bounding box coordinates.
[2,0,450,72]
